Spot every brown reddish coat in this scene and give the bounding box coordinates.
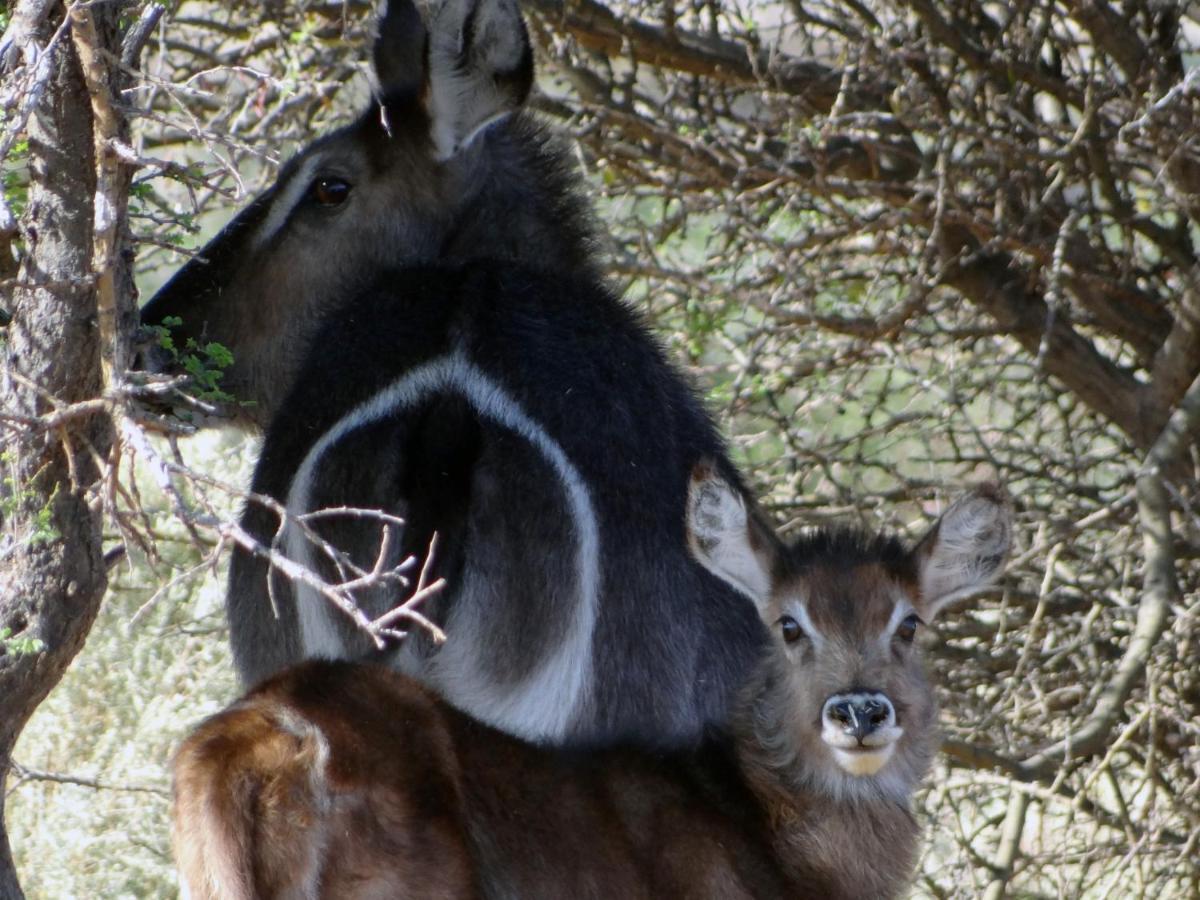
[172,469,1011,899]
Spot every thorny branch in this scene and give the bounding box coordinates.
[117,410,446,649]
[0,371,446,650]
[69,3,125,382]
[5,763,167,798]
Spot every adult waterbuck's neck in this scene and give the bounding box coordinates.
[138,0,596,428]
[171,467,1012,899]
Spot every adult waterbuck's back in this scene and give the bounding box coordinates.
[171,468,1012,900]
[139,0,769,745]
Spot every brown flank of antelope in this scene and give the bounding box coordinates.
[172,467,1011,899]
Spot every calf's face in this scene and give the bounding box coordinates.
[687,467,1011,800]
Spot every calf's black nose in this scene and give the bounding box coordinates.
[823,692,895,743]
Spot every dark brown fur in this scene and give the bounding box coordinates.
[172,476,1011,899]
[175,661,850,900]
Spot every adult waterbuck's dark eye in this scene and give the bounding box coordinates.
[777,615,806,644]
[895,613,922,644]
[309,176,351,208]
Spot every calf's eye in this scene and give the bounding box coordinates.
[777,615,806,644]
[895,613,922,644]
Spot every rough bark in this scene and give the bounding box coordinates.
[0,3,133,896]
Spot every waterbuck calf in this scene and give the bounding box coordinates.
[171,467,1011,899]
[139,0,770,745]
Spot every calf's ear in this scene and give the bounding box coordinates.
[913,485,1011,620]
[685,461,776,612]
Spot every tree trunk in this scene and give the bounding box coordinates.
[0,3,133,896]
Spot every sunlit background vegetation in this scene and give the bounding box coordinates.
[4,1,1199,896]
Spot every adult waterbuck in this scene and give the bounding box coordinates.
[140,0,769,745]
[171,466,1012,899]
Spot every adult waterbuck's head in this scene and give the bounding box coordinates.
[139,0,594,427]
[687,463,1012,804]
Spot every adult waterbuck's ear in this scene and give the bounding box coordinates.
[423,0,534,159]
[912,485,1012,620]
[374,0,533,158]
[686,461,777,609]
[373,0,429,103]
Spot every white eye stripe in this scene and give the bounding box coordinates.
[782,600,825,648]
[782,595,916,647]
[253,154,325,250]
[881,599,916,645]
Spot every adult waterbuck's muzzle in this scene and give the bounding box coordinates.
[137,0,589,428]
